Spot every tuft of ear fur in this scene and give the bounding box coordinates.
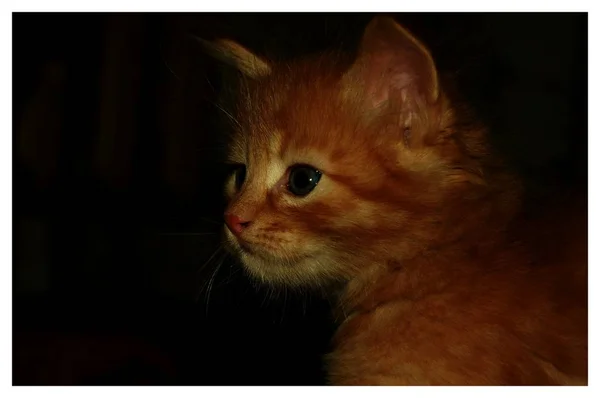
[197,37,271,78]
[343,16,439,111]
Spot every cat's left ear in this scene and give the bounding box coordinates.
[343,16,439,109]
[198,38,271,78]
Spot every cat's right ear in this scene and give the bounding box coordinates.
[196,37,271,78]
[342,16,439,111]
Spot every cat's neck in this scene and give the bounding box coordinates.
[335,169,522,320]
[335,244,479,320]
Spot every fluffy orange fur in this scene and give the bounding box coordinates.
[205,17,587,385]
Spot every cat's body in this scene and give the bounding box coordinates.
[202,17,587,385]
[329,193,587,385]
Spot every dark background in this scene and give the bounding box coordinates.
[13,13,587,385]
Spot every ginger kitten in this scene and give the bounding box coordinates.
[202,16,587,385]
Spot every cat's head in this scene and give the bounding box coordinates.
[203,17,488,288]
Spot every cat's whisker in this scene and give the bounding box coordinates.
[195,245,235,316]
[204,73,216,94]
[213,252,241,289]
[159,40,181,82]
[196,245,225,277]
[260,285,271,309]
[159,232,218,237]
[195,146,228,154]
[223,258,242,284]
[279,286,288,325]
[301,295,307,318]
[198,217,223,227]
[204,251,228,316]
[212,101,242,129]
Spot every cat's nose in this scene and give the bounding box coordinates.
[224,213,251,236]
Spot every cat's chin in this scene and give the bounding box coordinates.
[223,229,344,287]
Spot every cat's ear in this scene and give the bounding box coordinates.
[198,38,271,78]
[343,16,439,110]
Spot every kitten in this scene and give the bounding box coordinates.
[202,16,587,385]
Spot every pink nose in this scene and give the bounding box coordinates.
[224,213,250,236]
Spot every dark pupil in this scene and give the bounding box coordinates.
[289,166,321,196]
[234,166,246,190]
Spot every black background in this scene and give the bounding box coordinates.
[13,13,587,385]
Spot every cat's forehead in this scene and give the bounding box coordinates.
[228,58,369,166]
[244,56,346,110]
[229,125,332,168]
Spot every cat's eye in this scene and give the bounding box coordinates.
[287,165,322,197]
[232,165,246,190]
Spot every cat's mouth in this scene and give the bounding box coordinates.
[228,235,270,260]
[239,241,280,261]
[238,240,255,254]
[235,237,310,264]
[224,227,313,265]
